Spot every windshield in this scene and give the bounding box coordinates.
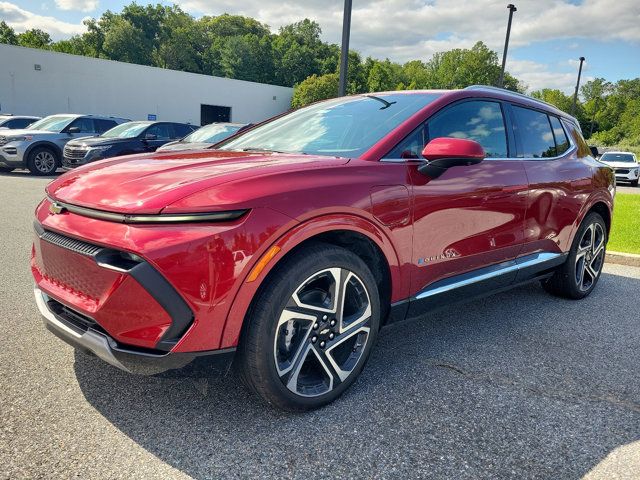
[600,153,636,163]
[101,122,150,138]
[183,124,243,143]
[218,93,442,158]
[28,115,77,132]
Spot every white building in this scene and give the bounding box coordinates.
[0,44,293,125]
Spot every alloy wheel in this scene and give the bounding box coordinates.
[273,268,372,397]
[575,222,605,292]
[34,151,56,174]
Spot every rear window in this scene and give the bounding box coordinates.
[95,119,117,133]
[512,106,556,158]
[173,124,195,138]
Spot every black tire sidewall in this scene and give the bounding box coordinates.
[240,243,381,411]
[28,147,59,175]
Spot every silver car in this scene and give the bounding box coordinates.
[598,151,639,187]
[0,115,41,130]
[0,114,128,175]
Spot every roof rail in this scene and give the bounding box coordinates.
[464,85,563,113]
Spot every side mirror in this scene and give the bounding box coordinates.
[66,126,81,134]
[143,133,157,141]
[418,137,485,178]
[589,145,599,158]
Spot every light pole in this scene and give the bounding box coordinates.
[571,56,585,116]
[338,0,353,97]
[498,4,517,88]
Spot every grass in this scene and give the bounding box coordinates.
[608,193,640,254]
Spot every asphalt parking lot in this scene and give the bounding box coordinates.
[1,170,639,480]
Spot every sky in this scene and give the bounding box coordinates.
[2,0,639,93]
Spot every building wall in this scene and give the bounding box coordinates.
[0,44,293,125]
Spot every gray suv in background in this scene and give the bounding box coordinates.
[0,114,128,175]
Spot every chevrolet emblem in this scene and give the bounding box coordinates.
[49,202,66,215]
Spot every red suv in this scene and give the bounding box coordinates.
[32,86,614,411]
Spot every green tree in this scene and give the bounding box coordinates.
[0,21,18,45]
[367,59,403,92]
[291,73,339,108]
[17,29,51,49]
[102,17,151,64]
[220,34,275,83]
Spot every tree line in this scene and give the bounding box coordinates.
[0,2,637,151]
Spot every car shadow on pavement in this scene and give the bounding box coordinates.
[0,170,61,179]
[74,271,640,479]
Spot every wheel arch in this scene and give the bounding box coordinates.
[219,214,403,349]
[24,141,63,162]
[567,193,613,251]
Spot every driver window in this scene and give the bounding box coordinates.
[385,100,508,160]
[70,117,95,133]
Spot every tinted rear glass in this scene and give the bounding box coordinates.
[512,106,556,158]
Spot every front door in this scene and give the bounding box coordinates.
[385,99,529,315]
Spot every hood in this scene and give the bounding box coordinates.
[0,129,58,137]
[601,160,638,169]
[46,150,349,214]
[157,141,212,152]
[67,136,131,147]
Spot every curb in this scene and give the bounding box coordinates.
[606,251,640,267]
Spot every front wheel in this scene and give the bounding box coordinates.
[27,147,59,176]
[237,243,380,411]
[542,212,607,299]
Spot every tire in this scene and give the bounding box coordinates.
[0,167,14,173]
[27,146,59,176]
[236,242,381,411]
[542,212,607,299]
[631,179,639,187]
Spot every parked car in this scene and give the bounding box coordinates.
[32,86,614,411]
[0,115,41,130]
[598,151,639,186]
[157,123,249,152]
[0,114,128,175]
[62,121,197,169]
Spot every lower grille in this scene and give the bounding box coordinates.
[615,169,630,175]
[46,297,106,334]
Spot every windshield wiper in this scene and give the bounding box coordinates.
[240,147,287,154]
[364,95,397,110]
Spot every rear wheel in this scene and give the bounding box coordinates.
[237,243,380,411]
[27,147,59,176]
[0,167,14,173]
[542,212,606,299]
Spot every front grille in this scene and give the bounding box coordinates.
[615,169,630,175]
[41,230,102,257]
[63,145,88,160]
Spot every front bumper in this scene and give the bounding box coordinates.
[35,287,235,374]
[614,168,639,182]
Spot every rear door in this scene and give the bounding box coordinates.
[385,99,529,312]
[510,105,593,256]
[143,123,174,151]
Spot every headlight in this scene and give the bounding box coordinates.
[88,145,111,152]
[6,135,33,142]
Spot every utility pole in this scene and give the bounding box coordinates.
[571,56,586,116]
[338,0,353,97]
[498,4,517,88]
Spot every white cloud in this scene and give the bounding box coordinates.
[55,0,99,13]
[508,58,593,94]
[0,2,86,38]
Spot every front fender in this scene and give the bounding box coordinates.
[218,213,404,349]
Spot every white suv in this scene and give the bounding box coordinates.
[599,151,639,187]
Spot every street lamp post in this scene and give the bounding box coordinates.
[338,0,353,97]
[498,4,517,88]
[571,56,586,116]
